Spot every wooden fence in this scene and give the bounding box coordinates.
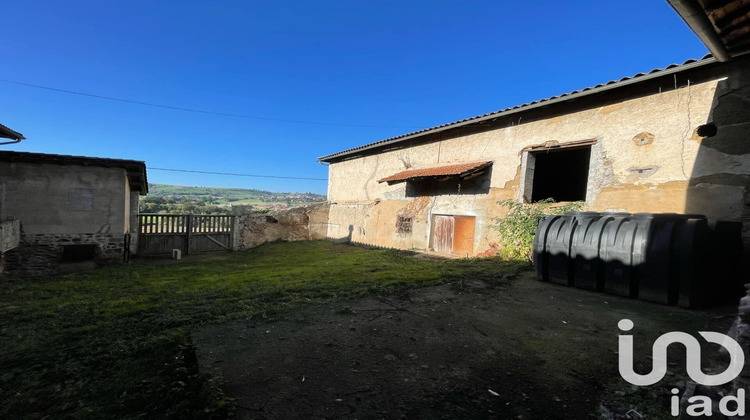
[137,214,234,256]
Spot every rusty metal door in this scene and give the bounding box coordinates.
[433,215,454,253]
[452,216,476,257]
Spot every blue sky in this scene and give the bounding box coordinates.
[1,1,706,195]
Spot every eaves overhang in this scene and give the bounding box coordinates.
[669,0,750,62]
[377,161,492,186]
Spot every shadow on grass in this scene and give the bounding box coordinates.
[0,240,524,418]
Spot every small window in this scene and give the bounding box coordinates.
[396,216,413,234]
[527,146,591,202]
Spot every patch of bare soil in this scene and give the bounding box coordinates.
[194,271,735,419]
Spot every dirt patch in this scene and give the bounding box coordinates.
[194,271,734,419]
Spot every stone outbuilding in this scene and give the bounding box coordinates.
[0,151,147,275]
[318,54,750,258]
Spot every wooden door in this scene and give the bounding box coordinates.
[453,216,476,257]
[433,215,454,254]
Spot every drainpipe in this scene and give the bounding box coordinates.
[0,138,23,146]
[668,0,731,62]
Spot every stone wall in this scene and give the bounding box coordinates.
[233,203,330,250]
[3,233,126,276]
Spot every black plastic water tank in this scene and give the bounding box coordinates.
[531,209,734,309]
[674,217,710,308]
[571,212,612,291]
[533,215,561,282]
[546,214,577,286]
[600,214,640,297]
[634,213,682,305]
[711,220,745,301]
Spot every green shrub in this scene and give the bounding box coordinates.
[491,199,583,261]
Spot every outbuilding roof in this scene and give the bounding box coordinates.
[378,161,492,185]
[318,55,715,163]
[0,151,148,194]
[0,123,25,141]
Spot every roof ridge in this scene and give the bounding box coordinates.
[319,54,715,162]
[0,150,146,165]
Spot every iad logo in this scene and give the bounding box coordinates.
[617,319,746,417]
[617,319,744,386]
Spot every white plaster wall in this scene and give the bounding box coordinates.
[330,78,720,203]
[325,68,750,254]
[0,162,130,235]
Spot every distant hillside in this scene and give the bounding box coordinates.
[140,183,326,214]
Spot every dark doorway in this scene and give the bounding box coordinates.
[61,244,98,263]
[530,147,591,202]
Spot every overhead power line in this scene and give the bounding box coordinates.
[0,79,419,129]
[150,167,327,181]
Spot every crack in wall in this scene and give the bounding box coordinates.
[363,155,381,202]
[97,195,113,234]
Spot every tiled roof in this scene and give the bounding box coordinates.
[0,151,148,194]
[318,55,715,162]
[378,161,492,185]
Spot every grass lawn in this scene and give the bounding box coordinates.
[0,241,524,418]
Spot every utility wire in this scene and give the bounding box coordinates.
[0,78,419,129]
[150,167,327,181]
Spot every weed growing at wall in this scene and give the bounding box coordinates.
[490,199,583,261]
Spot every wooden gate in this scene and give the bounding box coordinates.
[138,214,234,256]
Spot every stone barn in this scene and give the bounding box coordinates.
[318,53,750,258]
[0,151,147,275]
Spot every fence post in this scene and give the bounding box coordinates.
[185,215,192,255]
[232,207,245,251]
[229,215,236,251]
